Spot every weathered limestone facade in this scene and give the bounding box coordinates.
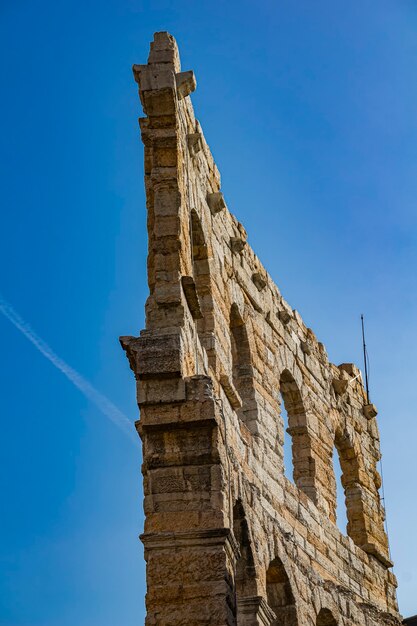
[121,32,401,626]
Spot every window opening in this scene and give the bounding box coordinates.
[316,608,338,625]
[333,449,348,534]
[280,397,294,483]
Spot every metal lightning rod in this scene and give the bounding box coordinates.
[361,314,370,404]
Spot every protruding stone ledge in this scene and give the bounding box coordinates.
[219,374,242,409]
[301,340,312,355]
[187,132,203,157]
[278,308,292,325]
[360,542,393,568]
[132,63,144,85]
[332,378,349,395]
[181,276,203,319]
[237,221,247,239]
[119,335,138,372]
[175,70,196,98]
[252,272,267,292]
[120,332,184,379]
[230,236,246,253]
[207,191,226,215]
[364,403,378,419]
[132,64,175,92]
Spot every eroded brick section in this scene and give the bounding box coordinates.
[121,31,401,626]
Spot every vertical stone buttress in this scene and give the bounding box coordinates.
[121,32,401,626]
[121,32,237,625]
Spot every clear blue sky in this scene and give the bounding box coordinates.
[1,1,416,623]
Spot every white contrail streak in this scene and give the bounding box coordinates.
[0,294,138,447]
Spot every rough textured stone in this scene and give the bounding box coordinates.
[122,31,401,626]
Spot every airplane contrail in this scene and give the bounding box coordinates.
[0,294,139,447]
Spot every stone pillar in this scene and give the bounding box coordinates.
[121,331,235,624]
[237,597,276,626]
[143,530,236,626]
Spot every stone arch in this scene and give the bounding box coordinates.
[233,500,264,624]
[189,208,215,359]
[316,607,338,625]
[279,369,316,502]
[328,423,390,563]
[230,303,258,429]
[233,500,258,599]
[265,557,298,626]
[333,426,367,546]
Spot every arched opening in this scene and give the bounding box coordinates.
[230,304,258,427]
[233,501,258,622]
[332,429,389,561]
[316,608,338,625]
[266,558,298,626]
[280,397,294,483]
[279,370,315,500]
[332,447,348,534]
[189,209,215,359]
[333,430,363,543]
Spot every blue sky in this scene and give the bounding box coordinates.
[0,1,416,623]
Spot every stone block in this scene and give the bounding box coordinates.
[181,275,203,319]
[364,403,378,419]
[121,332,185,378]
[300,340,312,355]
[207,191,226,215]
[133,64,176,92]
[219,373,242,410]
[175,70,197,98]
[230,236,246,253]
[187,132,203,156]
[278,308,292,324]
[137,378,186,405]
[252,272,267,291]
[332,378,348,395]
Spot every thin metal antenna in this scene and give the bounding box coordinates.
[361,314,370,404]
[360,315,394,567]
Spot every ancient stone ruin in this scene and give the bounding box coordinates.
[121,31,401,626]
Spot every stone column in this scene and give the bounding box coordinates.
[120,331,235,625]
[237,597,276,626]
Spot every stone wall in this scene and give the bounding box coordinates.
[121,31,401,626]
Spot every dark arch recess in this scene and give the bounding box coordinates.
[233,501,258,600]
[230,304,258,429]
[316,607,338,625]
[189,209,215,358]
[333,428,367,548]
[266,557,298,626]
